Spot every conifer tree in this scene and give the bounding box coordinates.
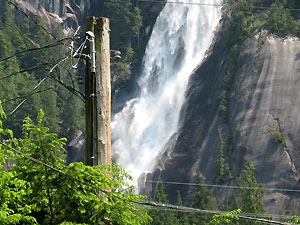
[234,162,264,225]
[176,190,189,225]
[149,182,180,225]
[189,171,216,225]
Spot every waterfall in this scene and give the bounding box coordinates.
[111,0,223,186]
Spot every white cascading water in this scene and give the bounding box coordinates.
[111,0,223,186]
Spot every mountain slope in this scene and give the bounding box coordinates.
[147,26,300,213]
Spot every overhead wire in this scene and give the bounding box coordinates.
[0,12,84,102]
[136,0,223,6]
[5,0,59,41]
[9,55,70,116]
[0,140,296,225]
[2,87,55,105]
[1,2,299,223]
[0,38,71,63]
[48,71,85,102]
[135,204,296,220]
[137,200,294,225]
[135,0,300,11]
[145,180,300,194]
[0,141,66,175]
[3,1,84,103]
[0,13,84,109]
[135,205,296,222]
[71,34,87,69]
[0,62,50,81]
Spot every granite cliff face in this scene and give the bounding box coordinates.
[13,0,163,38]
[14,0,91,34]
[146,29,300,213]
[229,34,300,213]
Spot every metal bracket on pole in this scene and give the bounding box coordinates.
[86,31,96,73]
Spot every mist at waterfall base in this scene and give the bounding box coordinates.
[111,0,223,189]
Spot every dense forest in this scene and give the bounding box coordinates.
[0,0,85,138]
[1,0,300,224]
[0,0,144,139]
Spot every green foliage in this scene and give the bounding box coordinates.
[219,45,239,123]
[209,209,240,225]
[0,102,37,224]
[270,128,287,148]
[289,216,300,224]
[226,0,299,46]
[214,128,232,184]
[0,108,151,225]
[0,1,85,138]
[176,191,190,225]
[103,0,144,79]
[149,182,181,225]
[104,0,142,58]
[189,172,216,225]
[267,0,298,35]
[191,172,216,210]
[219,90,228,122]
[233,162,264,225]
[221,0,300,119]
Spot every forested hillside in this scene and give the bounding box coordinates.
[3,0,300,224]
[0,0,150,140]
[0,0,84,138]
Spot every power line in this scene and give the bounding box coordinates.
[0,18,84,104]
[0,63,50,81]
[2,87,54,105]
[0,141,65,175]
[137,200,294,225]
[0,38,70,63]
[136,0,223,6]
[5,0,81,52]
[136,205,296,220]
[0,141,295,225]
[0,141,291,225]
[9,55,70,116]
[145,180,300,194]
[135,0,300,11]
[6,0,59,41]
[135,204,297,222]
[48,72,85,102]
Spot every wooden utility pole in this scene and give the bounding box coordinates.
[85,17,111,166]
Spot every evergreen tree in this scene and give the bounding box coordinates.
[233,162,264,225]
[0,6,85,138]
[268,0,298,35]
[189,171,216,225]
[176,190,189,225]
[149,182,180,225]
[104,0,142,53]
[214,128,232,184]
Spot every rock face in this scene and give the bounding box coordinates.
[147,29,300,213]
[12,0,164,39]
[66,130,85,164]
[230,34,300,213]
[14,0,92,34]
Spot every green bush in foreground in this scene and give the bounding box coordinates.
[0,105,151,225]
